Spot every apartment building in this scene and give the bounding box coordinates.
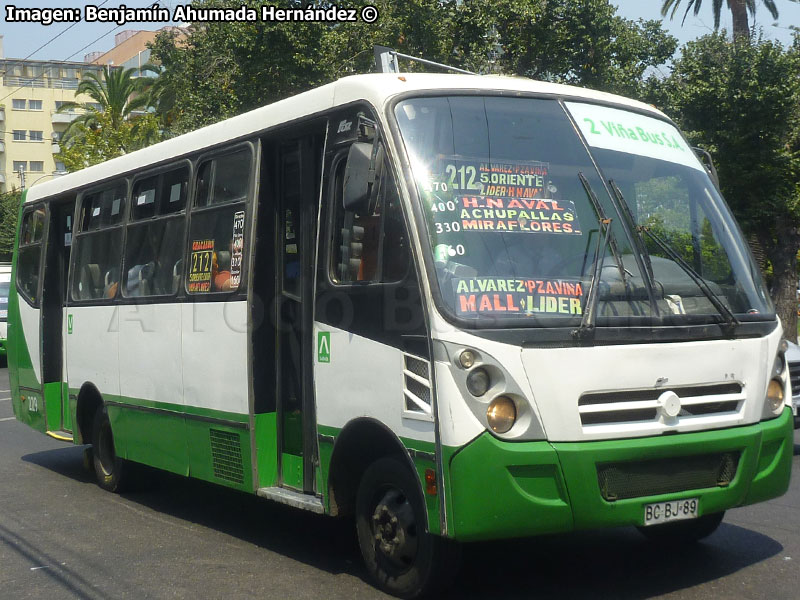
[0,50,103,192]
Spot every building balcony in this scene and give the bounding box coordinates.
[51,111,79,124]
[52,142,61,154]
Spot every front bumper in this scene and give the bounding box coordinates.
[447,408,793,541]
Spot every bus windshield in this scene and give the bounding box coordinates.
[394,95,773,328]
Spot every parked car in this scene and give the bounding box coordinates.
[785,340,800,428]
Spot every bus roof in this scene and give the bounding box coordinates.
[25,73,667,204]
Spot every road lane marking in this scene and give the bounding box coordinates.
[0,416,16,422]
[0,397,11,402]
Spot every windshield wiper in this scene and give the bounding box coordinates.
[608,180,654,281]
[578,172,627,283]
[608,179,661,317]
[640,227,739,335]
[607,181,739,336]
[573,172,621,340]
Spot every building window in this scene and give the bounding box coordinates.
[12,99,26,110]
[55,161,66,172]
[12,130,26,141]
[29,161,44,172]
[29,131,44,142]
[12,161,26,173]
[28,100,42,111]
[88,102,103,113]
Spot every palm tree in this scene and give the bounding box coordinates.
[57,65,153,142]
[660,0,793,40]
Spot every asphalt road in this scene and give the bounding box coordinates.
[1,367,800,600]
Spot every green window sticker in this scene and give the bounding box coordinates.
[317,331,330,363]
[67,313,73,334]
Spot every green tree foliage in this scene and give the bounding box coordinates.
[56,66,161,170]
[660,0,796,40]
[57,111,161,172]
[57,65,154,141]
[149,0,677,133]
[660,32,800,337]
[0,191,21,262]
[453,0,677,97]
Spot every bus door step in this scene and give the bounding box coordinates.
[46,430,73,443]
[257,486,325,514]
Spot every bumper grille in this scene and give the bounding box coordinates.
[579,382,743,427]
[788,361,800,396]
[597,452,739,501]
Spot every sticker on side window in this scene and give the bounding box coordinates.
[188,239,214,293]
[230,211,245,290]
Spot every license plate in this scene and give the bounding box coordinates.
[643,498,699,526]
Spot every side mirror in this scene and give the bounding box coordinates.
[692,146,719,186]
[343,141,384,213]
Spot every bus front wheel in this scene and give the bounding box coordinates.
[637,511,725,545]
[91,405,129,493]
[355,456,460,599]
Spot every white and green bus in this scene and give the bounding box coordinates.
[8,72,793,598]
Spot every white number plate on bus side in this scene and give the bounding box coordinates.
[643,498,699,526]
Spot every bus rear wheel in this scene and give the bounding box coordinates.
[637,511,725,545]
[91,405,129,493]
[355,456,460,599]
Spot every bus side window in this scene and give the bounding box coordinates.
[194,148,250,208]
[20,206,45,245]
[187,148,251,294]
[17,207,45,304]
[124,166,189,297]
[72,183,126,301]
[330,152,409,284]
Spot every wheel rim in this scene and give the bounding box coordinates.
[370,487,419,572]
[97,420,116,476]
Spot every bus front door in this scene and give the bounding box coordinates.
[275,137,320,492]
[40,199,74,434]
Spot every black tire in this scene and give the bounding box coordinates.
[91,405,129,493]
[356,456,460,599]
[638,511,725,545]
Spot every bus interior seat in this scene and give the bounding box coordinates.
[103,267,119,299]
[80,263,102,299]
[125,263,154,297]
[172,259,183,294]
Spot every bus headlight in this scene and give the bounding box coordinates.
[766,379,784,415]
[466,368,490,397]
[487,396,516,433]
